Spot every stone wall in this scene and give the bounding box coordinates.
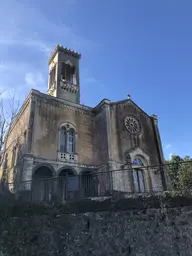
[111,101,160,165]
[92,108,108,165]
[2,98,31,183]
[1,194,192,255]
[31,93,94,165]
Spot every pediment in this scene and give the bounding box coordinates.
[111,99,151,121]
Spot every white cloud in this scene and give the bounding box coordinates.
[165,144,172,149]
[25,72,44,87]
[0,39,52,56]
[0,62,47,101]
[82,76,97,84]
[0,0,99,105]
[169,153,173,160]
[0,1,98,56]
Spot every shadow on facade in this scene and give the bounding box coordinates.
[30,167,102,203]
[32,166,53,203]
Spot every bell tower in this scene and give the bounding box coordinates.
[47,45,81,104]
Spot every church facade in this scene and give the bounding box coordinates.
[1,45,166,200]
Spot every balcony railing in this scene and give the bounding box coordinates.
[58,152,78,162]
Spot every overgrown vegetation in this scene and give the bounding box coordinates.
[166,155,192,191]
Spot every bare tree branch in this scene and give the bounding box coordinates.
[0,89,20,152]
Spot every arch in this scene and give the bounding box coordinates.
[32,164,55,203]
[32,163,56,177]
[59,123,76,153]
[129,147,150,166]
[57,166,78,201]
[132,158,144,167]
[59,122,76,131]
[64,60,73,67]
[131,154,146,193]
[59,169,75,177]
[57,166,77,176]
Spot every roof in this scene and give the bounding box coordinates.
[111,98,151,119]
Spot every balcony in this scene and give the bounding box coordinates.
[60,80,79,92]
[58,152,78,162]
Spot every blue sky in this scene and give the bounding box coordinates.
[0,0,192,160]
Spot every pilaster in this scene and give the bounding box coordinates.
[103,100,113,164]
[26,95,36,154]
[151,114,167,190]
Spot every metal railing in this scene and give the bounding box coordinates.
[1,161,192,204]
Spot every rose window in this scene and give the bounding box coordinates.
[124,116,140,134]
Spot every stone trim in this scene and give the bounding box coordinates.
[33,156,98,169]
[128,147,151,166]
[57,165,78,176]
[59,122,76,130]
[94,99,110,111]
[111,99,151,121]
[60,80,79,94]
[32,163,57,177]
[31,89,93,116]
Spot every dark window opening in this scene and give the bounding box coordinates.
[49,67,56,87]
[60,127,75,153]
[58,170,79,201]
[81,171,98,197]
[60,127,67,152]
[133,169,145,193]
[61,63,76,84]
[68,129,75,153]
[132,158,145,193]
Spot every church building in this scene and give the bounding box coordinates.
[1,45,166,201]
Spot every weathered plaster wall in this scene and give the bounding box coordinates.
[48,52,58,97]
[92,108,108,165]
[111,101,160,165]
[31,95,94,165]
[0,195,192,255]
[3,100,31,183]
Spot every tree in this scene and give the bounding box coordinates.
[0,89,20,174]
[166,155,192,190]
[0,90,20,151]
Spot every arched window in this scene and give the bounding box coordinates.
[60,126,76,153]
[132,158,145,193]
[60,127,67,152]
[132,158,144,166]
[68,128,75,153]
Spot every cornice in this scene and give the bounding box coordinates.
[31,89,93,116]
[33,156,98,169]
[94,98,110,109]
[93,98,111,114]
[111,99,151,121]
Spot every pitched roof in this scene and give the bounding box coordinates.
[111,98,151,119]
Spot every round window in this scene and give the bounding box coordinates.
[124,116,140,134]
